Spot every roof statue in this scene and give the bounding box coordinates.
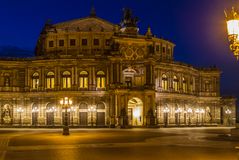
[121,8,139,28]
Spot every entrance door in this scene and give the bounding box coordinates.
[79,112,88,126]
[46,112,54,125]
[128,98,143,126]
[96,112,105,126]
[32,112,38,125]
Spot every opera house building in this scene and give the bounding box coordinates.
[0,9,236,127]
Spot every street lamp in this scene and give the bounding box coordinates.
[32,107,39,126]
[187,108,193,126]
[195,108,200,126]
[175,108,182,126]
[88,106,96,127]
[225,108,232,126]
[163,107,170,127]
[60,97,72,135]
[70,106,76,126]
[225,7,239,60]
[17,107,24,126]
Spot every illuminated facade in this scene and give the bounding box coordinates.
[0,9,236,127]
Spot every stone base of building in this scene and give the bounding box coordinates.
[231,128,239,137]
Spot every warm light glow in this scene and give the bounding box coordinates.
[195,108,200,113]
[200,109,205,114]
[175,108,182,113]
[133,108,140,118]
[32,107,39,113]
[187,108,193,113]
[88,106,96,112]
[227,19,239,38]
[225,108,232,114]
[163,107,170,113]
[17,107,24,113]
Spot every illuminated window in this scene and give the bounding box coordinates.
[182,77,187,93]
[59,40,64,47]
[162,74,168,90]
[96,71,106,89]
[32,72,39,89]
[62,71,71,89]
[173,76,179,91]
[79,71,88,89]
[46,72,55,89]
[49,41,54,47]
[70,39,76,46]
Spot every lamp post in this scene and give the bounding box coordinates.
[88,106,96,127]
[225,108,232,126]
[70,106,76,126]
[32,107,39,126]
[195,108,200,126]
[187,108,193,126]
[163,107,170,127]
[175,108,182,126]
[60,97,72,135]
[17,107,24,126]
[225,7,239,60]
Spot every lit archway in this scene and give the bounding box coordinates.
[128,98,143,126]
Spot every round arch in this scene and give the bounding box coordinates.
[127,97,143,126]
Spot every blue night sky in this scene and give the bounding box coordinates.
[0,0,238,103]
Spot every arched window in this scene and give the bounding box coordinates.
[189,78,193,92]
[162,74,168,90]
[3,73,10,87]
[32,72,39,89]
[46,72,55,89]
[97,102,105,109]
[79,71,88,89]
[173,76,179,91]
[79,103,88,109]
[96,71,106,89]
[62,71,71,89]
[182,77,187,93]
[205,81,210,92]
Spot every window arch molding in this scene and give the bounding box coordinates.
[173,75,179,92]
[161,73,168,91]
[79,71,89,89]
[182,77,187,93]
[96,70,106,89]
[32,72,39,89]
[62,71,71,89]
[46,71,55,89]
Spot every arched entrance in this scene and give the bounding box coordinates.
[96,102,106,126]
[79,103,88,126]
[46,103,56,126]
[128,98,143,126]
[32,103,39,126]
